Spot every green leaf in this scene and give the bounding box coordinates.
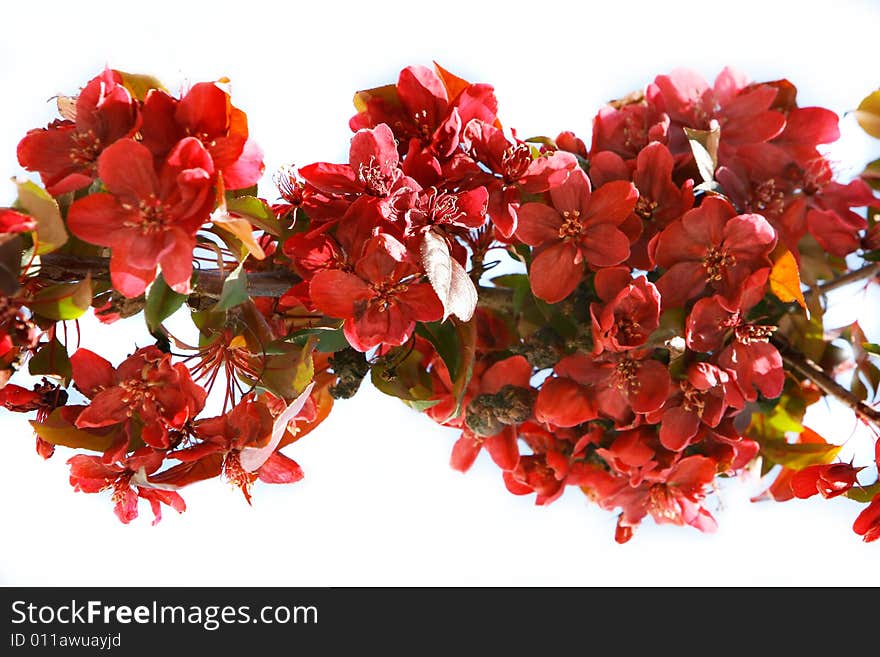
[226,196,281,236]
[491,274,531,315]
[28,337,71,384]
[404,398,443,412]
[445,318,476,422]
[145,273,186,333]
[370,344,435,403]
[14,178,67,254]
[225,185,259,200]
[214,263,249,311]
[247,340,315,400]
[30,408,117,452]
[760,438,841,470]
[846,481,880,503]
[416,320,462,382]
[287,326,349,353]
[29,276,92,321]
[684,122,720,184]
[862,342,880,355]
[0,234,23,296]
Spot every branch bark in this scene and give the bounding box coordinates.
[806,262,880,298]
[771,336,880,428]
[36,253,301,298]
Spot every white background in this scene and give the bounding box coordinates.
[1,0,880,586]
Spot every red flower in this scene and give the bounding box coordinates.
[141,81,263,190]
[590,267,661,354]
[648,363,733,452]
[538,350,670,425]
[299,123,406,202]
[790,463,861,499]
[68,448,185,525]
[652,67,786,167]
[71,347,206,458]
[153,392,309,503]
[309,234,443,351]
[516,168,638,303]
[0,380,68,459]
[652,196,776,309]
[17,69,138,195]
[853,494,880,543]
[67,137,215,297]
[590,96,670,161]
[350,64,497,159]
[602,455,719,541]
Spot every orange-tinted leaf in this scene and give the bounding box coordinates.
[352,83,400,114]
[433,61,470,102]
[760,436,841,470]
[30,408,117,452]
[855,88,880,139]
[116,70,167,101]
[769,248,807,311]
[212,212,266,260]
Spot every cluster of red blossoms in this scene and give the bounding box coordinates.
[2,64,880,543]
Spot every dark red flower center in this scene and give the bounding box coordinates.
[369,280,409,312]
[123,194,171,235]
[735,324,775,344]
[357,158,392,196]
[615,316,642,342]
[634,196,658,221]
[502,143,532,181]
[110,471,135,503]
[68,129,102,168]
[701,246,736,282]
[746,179,785,217]
[223,450,257,498]
[119,378,165,416]
[557,210,583,240]
[614,357,640,392]
[680,381,706,416]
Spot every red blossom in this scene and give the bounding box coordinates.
[853,494,880,543]
[141,81,264,190]
[590,267,661,354]
[17,69,139,195]
[309,234,443,351]
[516,168,637,303]
[71,347,206,459]
[790,463,861,499]
[67,137,215,297]
[652,196,776,309]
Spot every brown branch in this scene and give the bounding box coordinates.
[36,253,301,298]
[772,336,880,428]
[806,262,880,298]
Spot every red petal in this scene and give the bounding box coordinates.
[257,452,305,484]
[309,270,371,319]
[529,241,582,303]
[177,82,230,138]
[70,349,116,398]
[109,245,158,298]
[481,355,532,393]
[515,203,562,246]
[0,209,36,234]
[397,283,444,322]
[140,89,181,157]
[158,233,195,294]
[628,359,671,414]
[582,180,638,227]
[535,378,596,427]
[579,223,631,267]
[450,432,482,473]
[659,406,700,451]
[222,136,265,190]
[484,429,520,471]
[97,139,158,200]
[299,162,361,196]
[790,465,823,499]
[853,494,880,541]
[397,65,448,128]
[656,261,706,309]
[75,388,129,428]
[550,167,592,215]
[67,193,135,248]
